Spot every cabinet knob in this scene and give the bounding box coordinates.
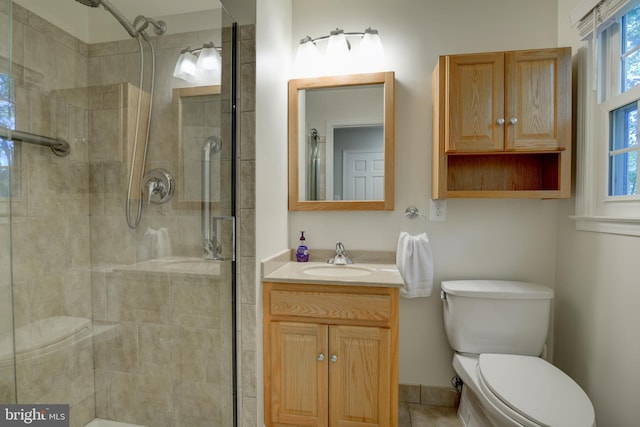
[330,354,338,363]
[509,117,518,125]
[496,118,505,125]
[317,353,325,362]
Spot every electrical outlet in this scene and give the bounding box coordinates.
[429,199,447,222]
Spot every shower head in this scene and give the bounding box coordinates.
[75,0,100,6]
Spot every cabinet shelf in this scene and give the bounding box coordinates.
[447,152,561,195]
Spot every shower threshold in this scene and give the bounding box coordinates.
[85,419,146,427]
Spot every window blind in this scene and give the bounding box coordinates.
[571,0,634,39]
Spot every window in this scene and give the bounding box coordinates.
[609,101,638,196]
[606,5,640,200]
[622,5,640,92]
[573,0,640,235]
[0,72,14,199]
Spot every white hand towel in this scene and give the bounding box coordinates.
[396,232,434,298]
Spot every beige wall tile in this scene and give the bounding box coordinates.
[239,256,256,305]
[89,108,122,162]
[107,270,171,323]
[173,381,234,427]
[93,321,138,373]
[138,323,173,373]
[10,216,73,282]
[90,215,135,264]
[170,273,222,328]
[106,372,172,427]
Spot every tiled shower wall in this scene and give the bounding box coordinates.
[2,1,258,426]
[237,24,257,427]
[5,1,94,415]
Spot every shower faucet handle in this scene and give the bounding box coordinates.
[143,168,175,205]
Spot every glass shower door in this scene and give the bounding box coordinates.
[0,1,238,424]
[0,0,15,404]
[84,2,238,426]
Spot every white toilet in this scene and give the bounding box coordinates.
[441,280,595,427]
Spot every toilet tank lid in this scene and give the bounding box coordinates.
[441,280,553,300]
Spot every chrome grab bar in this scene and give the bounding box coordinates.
[0,127,70,157]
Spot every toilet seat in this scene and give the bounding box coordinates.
[477,354,595,427]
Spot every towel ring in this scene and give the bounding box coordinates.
[404,206,425,220]
[401,206,427,231]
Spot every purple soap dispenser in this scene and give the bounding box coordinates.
[296,231,309,262]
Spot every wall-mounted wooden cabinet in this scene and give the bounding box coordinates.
[432,47,571,199]
[263,282,398,427]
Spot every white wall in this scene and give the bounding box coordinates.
[555,1,640,426]
[255,0,291,425]
[285,0,560,387]
[255,4,290,264]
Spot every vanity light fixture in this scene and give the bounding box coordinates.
[295,27,384,76]
[173,42,222,84]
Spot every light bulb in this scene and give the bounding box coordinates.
[358,27,384,70]
[197,46,221,71]
[295,36,321,77]
[326,28,350,62]
[173,51,198,81]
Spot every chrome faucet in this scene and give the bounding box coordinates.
[327,242,354,265]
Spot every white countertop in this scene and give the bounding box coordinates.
[263,261,404,288]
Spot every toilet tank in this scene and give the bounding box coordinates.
[441,280,554,356]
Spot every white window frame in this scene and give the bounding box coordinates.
[574,0,640,235]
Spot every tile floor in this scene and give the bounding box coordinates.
[399,402,462,427]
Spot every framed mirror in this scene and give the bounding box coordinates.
[288,72,395,211]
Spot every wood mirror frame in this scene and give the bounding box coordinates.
[288,72,395,211]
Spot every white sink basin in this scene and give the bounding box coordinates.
[302,265,373,277]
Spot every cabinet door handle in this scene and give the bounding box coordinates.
[496,118,505,125]
[509,117,518,125]
[330,354,338,363]
[317,353,325,362]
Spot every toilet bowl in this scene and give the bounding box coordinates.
[441,280,596,427]
[454,353,595,427]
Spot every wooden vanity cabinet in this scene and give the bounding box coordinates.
[432,47,571,198]
[263,282,399,427]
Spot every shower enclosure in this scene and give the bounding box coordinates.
[0,1,239,426]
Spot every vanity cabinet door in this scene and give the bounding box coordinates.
[263,282,399,427]
[329,325,392,427]
[268,321,328,427]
